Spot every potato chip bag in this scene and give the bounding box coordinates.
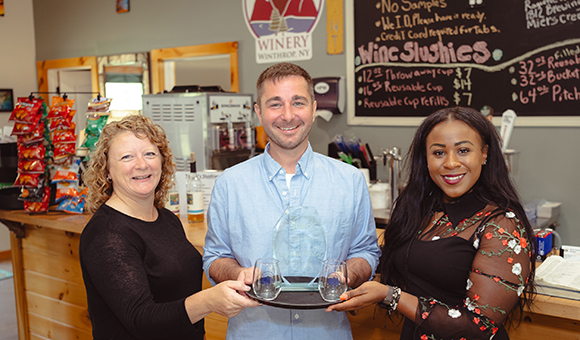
[53,142,76,159]
[56,196,85,214]
[55,181,80,202]
[18,159,46,173]
[87,97,112,114]
[23,186,50,213]
[52,129,77,143]
[47,99,75,119]
[52,160,80,182]
[18,143,46,160]
[14,173,43,187]
[9,97,43,125]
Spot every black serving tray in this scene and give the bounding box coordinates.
[247,276,345,309]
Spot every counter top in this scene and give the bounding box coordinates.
[0,209,91,235]
[0,209,208,248]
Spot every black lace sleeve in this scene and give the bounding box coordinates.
[413,211,532,340]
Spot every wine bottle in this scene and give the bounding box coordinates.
[164,173,180,217]
[186,152,204,223]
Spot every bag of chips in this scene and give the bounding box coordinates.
[9,97,44,125]
[18,177,47,202]
[52,155,75,166]
[52,160,80,182]
[23,186,50,213]
[18,143,46,160]
[16,121,46,145]
[53,142,76,159]
[85,115,108,137]
[51,129,77,143]
[56,196,85,214]
[87,97,112,115]
[14,173,43,187]
[55,181,80,202]
[11,122,40,136]
[18,159,46,173]
[47,99,75,119]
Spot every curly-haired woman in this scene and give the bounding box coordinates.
[80,114,259,340]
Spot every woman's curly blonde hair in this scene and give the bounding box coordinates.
[83,114,176,213]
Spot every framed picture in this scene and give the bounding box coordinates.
[116,0,129,13]
[0,0,5,17]
[0,89,14,112]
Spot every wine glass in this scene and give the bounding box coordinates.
[318,260,348,302]
[252,258,282,300]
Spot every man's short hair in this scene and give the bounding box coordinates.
[256,62,314,108]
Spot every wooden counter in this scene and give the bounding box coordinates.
[1,209,579,340]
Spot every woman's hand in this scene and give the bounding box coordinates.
[205,271,261,318]
[325,281,388,312]
[185,271,261,323]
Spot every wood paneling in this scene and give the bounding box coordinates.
[10,230,29,340]
[18,224,89,339]
[150,41,239,94]
[26,292,91,331]
[28,313,91,340]
[22,246,83,285]
[0,250,11,261]
[36,56,99,95]
[507,310,580,340]
[25,271,87,308]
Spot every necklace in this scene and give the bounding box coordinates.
[420,211,485,237]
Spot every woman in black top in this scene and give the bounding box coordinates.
[328,107,535,340]
[80,115,259,340]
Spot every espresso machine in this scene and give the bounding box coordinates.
[142,92,254,171]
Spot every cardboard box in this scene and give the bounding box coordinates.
[537,201,561,219]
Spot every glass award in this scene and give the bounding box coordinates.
[273,206,326,292]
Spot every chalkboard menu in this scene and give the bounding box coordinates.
[350,0,580,121]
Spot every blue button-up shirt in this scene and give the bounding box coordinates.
[203,143,380,340]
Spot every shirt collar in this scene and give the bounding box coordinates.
[263,142,313,181]
[442,190,487,226]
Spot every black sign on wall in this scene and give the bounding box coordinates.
[346,0,580,125]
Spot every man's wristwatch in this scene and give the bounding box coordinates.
[383,285,401,314]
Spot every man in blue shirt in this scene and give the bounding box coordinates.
[203,62,380,339]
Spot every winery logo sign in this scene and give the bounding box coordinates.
[243,0,324,64]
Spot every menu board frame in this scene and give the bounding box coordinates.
[345,0,580,126]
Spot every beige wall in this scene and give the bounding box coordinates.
[0,0,37,251]
[28,0,580,246]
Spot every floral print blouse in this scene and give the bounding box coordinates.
[394,191,533,340]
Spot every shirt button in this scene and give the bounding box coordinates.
[279,170,284,174]
[269,176,273,180]
[304,172,308,176]
[282,192,287,196]
[294,313,300,319]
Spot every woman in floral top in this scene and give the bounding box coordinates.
[327,107,535,340]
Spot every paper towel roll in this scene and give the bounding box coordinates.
[359,168,370,186]
[368,183,391,210]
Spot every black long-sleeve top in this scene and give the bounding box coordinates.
[80,204,204,340]
[395,191,532,340]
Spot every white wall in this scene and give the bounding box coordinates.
[0,0,37,251]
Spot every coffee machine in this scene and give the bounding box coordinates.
[142,92,254,171]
